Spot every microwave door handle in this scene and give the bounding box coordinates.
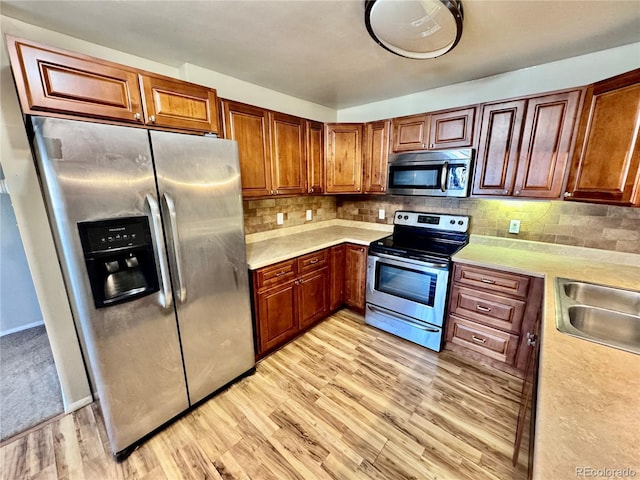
[440,161,449,192]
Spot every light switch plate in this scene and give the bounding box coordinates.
[509,219,521,234]
[276,212,284,225]
[378,209,385,220]
[306,209,312,221]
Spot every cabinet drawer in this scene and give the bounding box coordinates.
[298,249,329,274]
[453,264,531,298]
[254,259,297,290]
[447,315,519,364]
[449,285,526,333]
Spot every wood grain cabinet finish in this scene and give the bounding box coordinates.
[255,280,298,354]
[325,123,364,193]
[344,244,368,311]
[565,69,640,206]
[473,90,581,198]
[427,106,476,150]
[363,120,391,193]
[7,36,144,124]
[297,268,330,329]
[330,245,346,311]
[221,100,272,197]
[306,120,325,194]
[270,112,307,195]
[140,74,219,133]
[391,113,429,152]
[445,263,543,377]
[7,36,220,133]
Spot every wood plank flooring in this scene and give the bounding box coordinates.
[1,310,528,480]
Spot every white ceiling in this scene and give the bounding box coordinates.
[2,0,639,109]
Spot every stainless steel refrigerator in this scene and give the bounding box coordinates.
[28,116,255,459]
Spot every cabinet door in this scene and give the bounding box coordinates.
[140,75,219,133]
[222,101,272,197]
[344,244,367,310]
[513,91,581,198]
[330,244,345,311]
[565,70,640,206]
[428,107,476,150]
[7,36,144,124]
[256,281,298,354]
[270,112,307,195]
[298,268,330,329]
[363,120,390,193]
[306,120,325,194]
[391,114,429,152]
[472,100,526,196]
[325,123,363,194]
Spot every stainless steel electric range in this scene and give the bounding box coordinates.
[365,211,470,352]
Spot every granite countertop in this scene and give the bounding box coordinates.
[245,220,392,269]
[453,236,640,480]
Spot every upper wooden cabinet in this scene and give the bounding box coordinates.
[270,112,307,196]
[473,90,581,198]
[140,75,219,133]
[221,100,307,197]
[306,120,325,194]
[221,100,272,197]
[6,36,219,134]
[363,120,391,194]
[565,69,640,206]
[325,123,363,194]
[391,106,476,152]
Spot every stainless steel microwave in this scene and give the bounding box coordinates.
[387,149,474,197]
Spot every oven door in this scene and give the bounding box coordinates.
[365,252,449,327]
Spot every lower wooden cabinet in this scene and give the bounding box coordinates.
[344,244,368,311]
[256,278,298,353]
[329,244,345,311]
[445,263,543,377]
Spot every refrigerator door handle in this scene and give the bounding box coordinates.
[162,193,187,304]
[145,193,173,309]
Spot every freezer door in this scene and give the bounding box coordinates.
[29,117,189,454]
[151,131,255,405]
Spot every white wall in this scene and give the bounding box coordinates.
[337,42,640,122]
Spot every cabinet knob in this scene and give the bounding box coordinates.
[310,187,314,193]
[564,192,573,198]
[149,115,156,123]
[515,190,520,196]
[430,143,435,148]
[526,332,538,346]
[504,190,510,195]
[356,187,361,192]
[134,112,141,121]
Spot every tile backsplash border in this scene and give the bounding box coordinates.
[243,194,640,254]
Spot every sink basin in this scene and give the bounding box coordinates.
[555,278,640,355]
[563,281,640,316]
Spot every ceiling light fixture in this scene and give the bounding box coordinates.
[364,0,464,59]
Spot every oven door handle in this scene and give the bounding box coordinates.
[367,304,441,333]
[368,251,448,270]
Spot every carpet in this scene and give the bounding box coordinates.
[0,325,64,441]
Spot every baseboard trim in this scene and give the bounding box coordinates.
[0,321,44,337]
[64,395,93,414]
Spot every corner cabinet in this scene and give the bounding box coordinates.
[325,123,363,193]
[306,120,325,194]
[7,36,220,134]
[472,90,581,199]
[564,69,640,206]
[391,106,476,153]
[221,100,307,198]
[363,120,390,194]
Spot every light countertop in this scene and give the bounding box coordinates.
[453,236,640,480]
[245,220,391,270]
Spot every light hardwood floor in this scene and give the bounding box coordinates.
[1,310,528,480]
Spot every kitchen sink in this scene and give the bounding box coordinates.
[555,278,640,355]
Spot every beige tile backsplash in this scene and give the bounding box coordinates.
[244,194,639,254]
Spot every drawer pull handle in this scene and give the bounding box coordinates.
[275,271,288,277]
[476,305,492,313]
[481,278,496,284]
[471,335,487,344]
[309,258,319,264]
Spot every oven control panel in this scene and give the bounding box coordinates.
[394,211,469,233]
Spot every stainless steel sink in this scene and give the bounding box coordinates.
[555,278,640,355]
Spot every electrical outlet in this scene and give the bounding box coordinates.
[276,212,284,225]
[306,209,312,221]
[378,209,385,220]
[509,219,521,234]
